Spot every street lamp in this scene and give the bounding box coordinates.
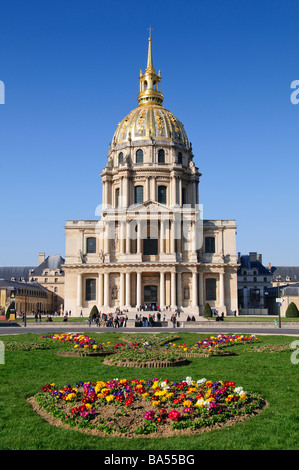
[20,277,27,328]
[276,275,282,329]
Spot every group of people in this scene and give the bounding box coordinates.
[88,311,128,328]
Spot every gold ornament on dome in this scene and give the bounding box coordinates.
[155,110,165,134]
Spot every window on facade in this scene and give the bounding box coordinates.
[158,185,167,204]
[136,149,143,163]
[183,286,190,300]
[178,152,183,164]
[86,279,96,301]
[45,278,48,283]
[54,287,58,293]
[206,278,216,301]
[115,188,120,208]
[118,152,124,164]
[143,237,158,255]
[86,237,96,253]
[158,149,165,163]
[205,237,215,253]
[182,187,186,205]
[134,185,144,204]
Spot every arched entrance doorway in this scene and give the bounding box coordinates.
[144,285,158,310]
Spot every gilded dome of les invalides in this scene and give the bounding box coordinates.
[112,35,189,149]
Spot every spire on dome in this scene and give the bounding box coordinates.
[146,27,153,70]
[137,29,164,107]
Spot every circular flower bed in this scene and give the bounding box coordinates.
[166,334,259,357]
[103,343,188,368]
[29,377,266,437]
[43,333,123,356]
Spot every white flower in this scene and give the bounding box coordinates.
[197,378,207,385]
[160,381,169,389]
[186,376,193,385]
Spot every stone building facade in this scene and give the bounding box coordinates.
[63,36,239,316]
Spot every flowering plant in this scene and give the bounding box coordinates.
[33,375,265,437]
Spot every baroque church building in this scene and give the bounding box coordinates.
[63,35,239,316]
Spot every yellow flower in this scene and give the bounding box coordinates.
[85,403,92,409]
[142,393,149,398]
[183,400,193,407]
[105,394,114,402]
[152,400,161,407]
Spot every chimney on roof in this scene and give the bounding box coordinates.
[38,252,45,265]
[257,254,262,264]
[249,252,257,262]
[269,262,271,272]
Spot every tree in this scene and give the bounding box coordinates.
[89,305,99,319]
[285,302,299,318]
[203,303,212,318]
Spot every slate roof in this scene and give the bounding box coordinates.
[0,266,36,282]
[0,278,48,293]
[271,266,299,283]
[30,255,65,276]
[237,255,271,276]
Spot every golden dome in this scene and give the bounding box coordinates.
[112,33,189,148]
[113,105,189,147]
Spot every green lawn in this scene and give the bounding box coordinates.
[0,331,298,450]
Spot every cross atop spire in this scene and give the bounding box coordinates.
[147,26,153,39]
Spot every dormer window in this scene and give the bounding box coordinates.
[134,186,144,204]
[136,149,143,163]
[158,149,165,163]
[118,152,124,164]
[86,237,96,254]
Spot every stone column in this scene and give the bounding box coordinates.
[120,272,125,307]
[126,221,130,254]
[170,221,176,253]
[177,272,182,307]
[136,272,142,308]
[98,273,103,307]
[137,220,142,254]
[104,272,109,307]
[219,272,225,307]
[160,219,165,254]
[171,271,176,308]
[172,176,177,206]
[192,271,198,308]
[77,273,82,308]
[125,272,131,307]
[120,221,125,254]
[199,272,204,312]
[104,222,110,254]
[160,271,165,308]
[179,178,182,206]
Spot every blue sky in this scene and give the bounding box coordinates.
[0,0,298,267]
